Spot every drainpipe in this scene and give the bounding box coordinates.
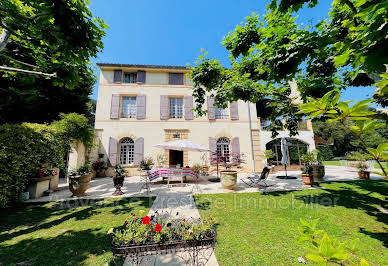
[247,102,256,173]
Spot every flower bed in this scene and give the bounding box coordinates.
[108,213,217,262]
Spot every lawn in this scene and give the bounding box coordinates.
[0,197,154,265]
[323,160,388,168]
[194,181,388,265]
[323,160,342,166]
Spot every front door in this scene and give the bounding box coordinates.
[169,150,183,167]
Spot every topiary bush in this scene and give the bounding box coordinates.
[0,124,65,208]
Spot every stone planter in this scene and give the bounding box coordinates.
[69,174,92,197]
[358,170,370,179]
[26,176,53,199]
[112,176,125,196]
[220,170,237,190]
[311,165,325,181]
[49,168,60,190]
[301,174,314,187]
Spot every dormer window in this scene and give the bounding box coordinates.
[124,72,137,83]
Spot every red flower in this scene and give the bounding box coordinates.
[39,169,46,178]
[209,216,213,221]
[182,218,186,222]
[141,216,150,225]
[190,232,193,236]
[154,224,162,232]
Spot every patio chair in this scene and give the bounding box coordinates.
[242,167,271,188]
[167,168,184,188]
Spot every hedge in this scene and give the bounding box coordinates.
[0,124,65,208]
[0,113,94,208]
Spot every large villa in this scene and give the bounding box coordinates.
[94,63,316,173]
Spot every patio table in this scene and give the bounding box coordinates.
[147,168,199,182]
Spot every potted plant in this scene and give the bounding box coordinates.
[112,164,126,195]
[219,153,246,190]
[108,213,216,263]
[301,165,314,186]
[156,153,166,168]
[92,160,107,177]
[301,151,325,181]
[356,162,370,179]
[191,163,202,174]
[264,150,275,173]
[68,164,92,197]
[139,157,154,170]
[200,153,209,176]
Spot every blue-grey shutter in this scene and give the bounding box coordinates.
[160,95,169,120]
[136,95,146,119]
[114,70,122,83]
[134,137,144,165]
[137,70,146,83]
[207,96,215,120]
[108,137,118,166]
[230,101,239,120]
[169,73,184,85]
[231,137,240,157]
[110,94,120,119]
[184,96,194,120]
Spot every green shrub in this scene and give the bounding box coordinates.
[51,113,95,149]
[0,124,65,208]
[317,145,334,161]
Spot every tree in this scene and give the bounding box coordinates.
[313,120,388,157]
[0,0,106,124]
[189,0,387,137]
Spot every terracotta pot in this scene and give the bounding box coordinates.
[220,171,237,190]
[358,170,370,179]
[302,174,314,186]
[69,174,92,197]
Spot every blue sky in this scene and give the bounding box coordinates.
[88,0,376,103]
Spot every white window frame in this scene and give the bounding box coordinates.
[216,137,230,162]
[215,106,229,119]
[119,138,134,165]
[169,97,183,119]
[123,72,137,83]
[121,96,137,118]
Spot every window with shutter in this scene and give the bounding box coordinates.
[217,138,231,162]
[119,138,134,165]
[121,97,136,118]
[169,98,183,119]
[168,73,184,85]
[215,106,229,119]
[123,72,137,83]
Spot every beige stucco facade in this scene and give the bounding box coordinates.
[94,64,315,174]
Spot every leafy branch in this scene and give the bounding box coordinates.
[298,218,370,265]
[299,90,388,177]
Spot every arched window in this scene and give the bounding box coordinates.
[216,137,230,162]
[119,138,134,165]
